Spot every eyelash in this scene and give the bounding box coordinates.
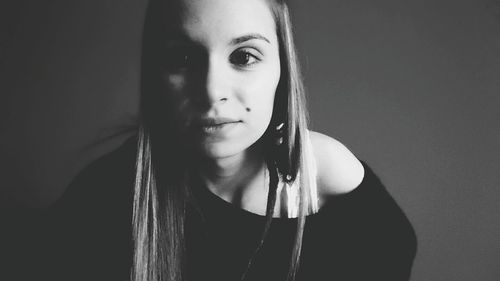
[162,47,262,71]
[229,48,261,68]
[162,51,188,71]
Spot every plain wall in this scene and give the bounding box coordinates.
[1,0,499,280]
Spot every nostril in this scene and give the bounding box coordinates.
[220,98,228,102]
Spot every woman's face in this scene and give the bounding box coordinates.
[161,0,281,159]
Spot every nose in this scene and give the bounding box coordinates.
[202,57,229,106]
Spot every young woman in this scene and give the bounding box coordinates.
[48,0,417,280]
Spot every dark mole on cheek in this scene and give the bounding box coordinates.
[246,107,251,112]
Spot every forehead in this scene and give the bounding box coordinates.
[168,0,277,44]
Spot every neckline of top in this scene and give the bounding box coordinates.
[193,160,370,221]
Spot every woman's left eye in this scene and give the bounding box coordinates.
[229,49,260,67]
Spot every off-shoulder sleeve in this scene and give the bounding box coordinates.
[316,160,417,281]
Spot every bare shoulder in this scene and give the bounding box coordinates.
[309,131,365,197]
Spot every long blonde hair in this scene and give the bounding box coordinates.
[132,0,314,280]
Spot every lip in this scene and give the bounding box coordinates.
[199,117,241,126]
[196,117,242,136]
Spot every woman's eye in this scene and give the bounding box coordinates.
[163,46,203,71]
[163,50,190,70]
[229,49,260,67]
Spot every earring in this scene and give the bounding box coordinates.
[273,122,292,182]
[275,122,284,146]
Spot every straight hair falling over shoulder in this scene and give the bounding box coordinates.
[268,1,315,280]
[132,0,314,281]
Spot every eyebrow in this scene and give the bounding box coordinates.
[230,33,271,45]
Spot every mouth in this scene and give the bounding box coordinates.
[198,117,242,134]
[200,117,240,126]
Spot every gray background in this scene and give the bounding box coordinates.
[1,0,499,280]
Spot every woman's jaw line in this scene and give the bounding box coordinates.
[195,138,266,185]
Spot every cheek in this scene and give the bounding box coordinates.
[242,66,280,121]
[161,73,193,126]
[162,73,189,104]
[164,73,186,91]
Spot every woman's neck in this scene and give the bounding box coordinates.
[197,143,266,203]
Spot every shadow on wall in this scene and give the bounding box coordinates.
[1,0,142,207]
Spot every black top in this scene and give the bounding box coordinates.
[44,136,417,281]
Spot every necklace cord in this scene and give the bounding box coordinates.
[239,158,280,280]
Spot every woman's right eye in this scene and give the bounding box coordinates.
[163,49,191,71]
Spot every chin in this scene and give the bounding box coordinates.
[200,135,265,160]
[200,141,244,159]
